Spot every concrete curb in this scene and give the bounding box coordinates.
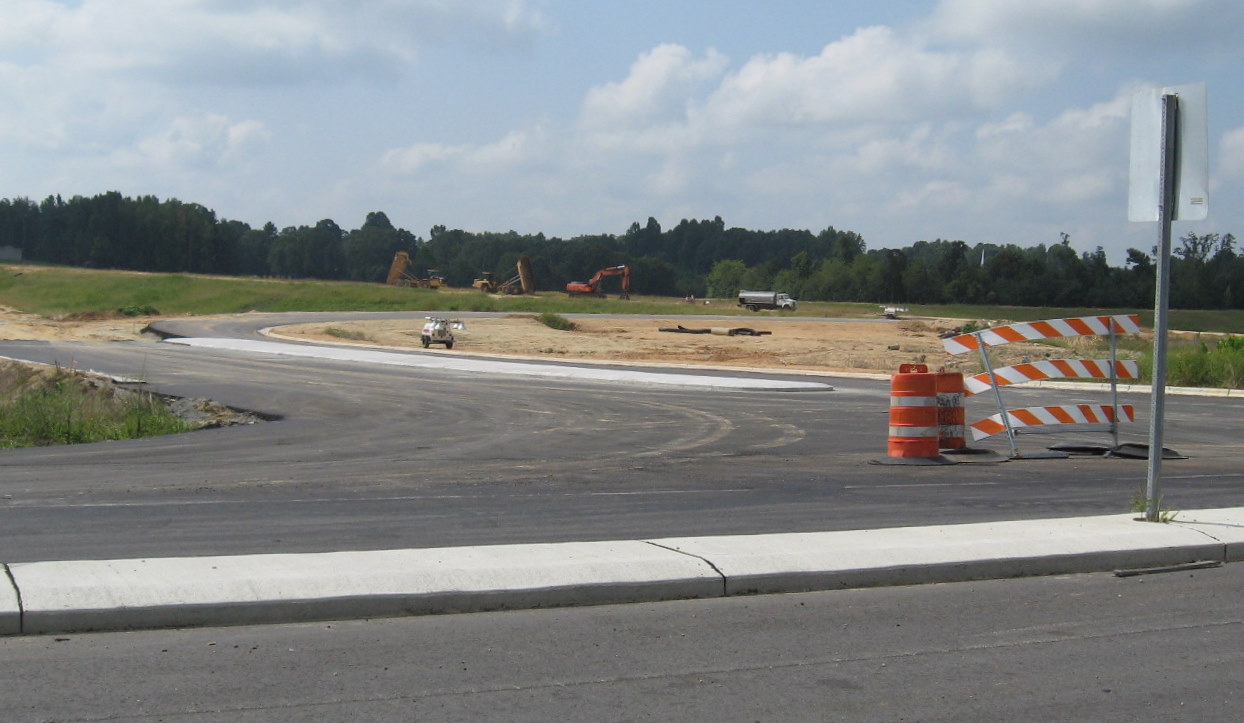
[4,508,1244,636]
[255,327,1243,396]
[653,511,1244,595]
[6,542,722,636]
[165,338,833,392]
[259,326,890,381]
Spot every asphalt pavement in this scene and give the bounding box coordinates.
[3,335,1243,637]
[4,506,1243,636]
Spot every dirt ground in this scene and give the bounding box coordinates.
[0,305,157,343]
[0,305,1107,377]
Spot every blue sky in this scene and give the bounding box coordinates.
[2,0,1242,263]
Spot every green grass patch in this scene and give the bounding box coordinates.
[536,312,577,331]
[0,361,194,447]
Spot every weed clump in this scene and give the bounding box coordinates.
[324,326,372,342]
[0,361,193,448]
[537,312,577,332]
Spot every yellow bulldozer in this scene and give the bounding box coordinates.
[473,256,534,295]
[386,252,444,289]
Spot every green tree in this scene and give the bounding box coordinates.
[706,259,747,298]
[344,212,408,282]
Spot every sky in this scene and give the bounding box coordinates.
[2,0,1242,263]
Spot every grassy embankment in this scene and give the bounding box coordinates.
[2,263,1243,390]
[0,360,192,448]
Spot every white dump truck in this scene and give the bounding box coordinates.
[738,290,797,311]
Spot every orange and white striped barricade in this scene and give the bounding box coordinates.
[943,315,1141,457]
[874,364,955,465]
[941,315,1141,355]
[970,405,1136,442]
[963,360,1141,395]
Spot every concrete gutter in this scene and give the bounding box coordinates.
[5,508,1244,637]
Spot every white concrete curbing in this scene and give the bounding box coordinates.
[1170,509,1244,560]
[653,513,1230,596]
[9,541,722,635]
[166,337,832,392]
[6,508,1244,636]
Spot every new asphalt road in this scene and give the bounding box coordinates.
[1,312,1243,636]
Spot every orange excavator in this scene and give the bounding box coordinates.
[566,265,630,300]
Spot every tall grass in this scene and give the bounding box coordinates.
[0,362,193,447]
[1138,336,1244,389]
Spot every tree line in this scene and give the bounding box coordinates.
[0,191,1238,309]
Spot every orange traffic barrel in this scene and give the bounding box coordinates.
[887,364,940,459]
[936,371,966,450]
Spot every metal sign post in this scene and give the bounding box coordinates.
[1145,93,1177,521]
[1129,82,1207,522]
[1109,321,1120,449]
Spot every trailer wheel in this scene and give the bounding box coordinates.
[746,304,758,312]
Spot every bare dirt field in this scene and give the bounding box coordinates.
[0,305,156,343]
[275,314,1089,376]
[0,306,1115,377]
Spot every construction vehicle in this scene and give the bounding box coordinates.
[420,317,464,349]
[386,252,444,288]
[738,290,797,311]
[473,256,535,295]
[566,264,630,300]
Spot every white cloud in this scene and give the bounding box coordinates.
[465,127,550,170]
[379,143,466,174]
[973,90,1133,205]
[378,127,549,175]
[699,25,1048,133]
[129,114,270,170]
[0,0,548,86]
[580,44,727,131]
